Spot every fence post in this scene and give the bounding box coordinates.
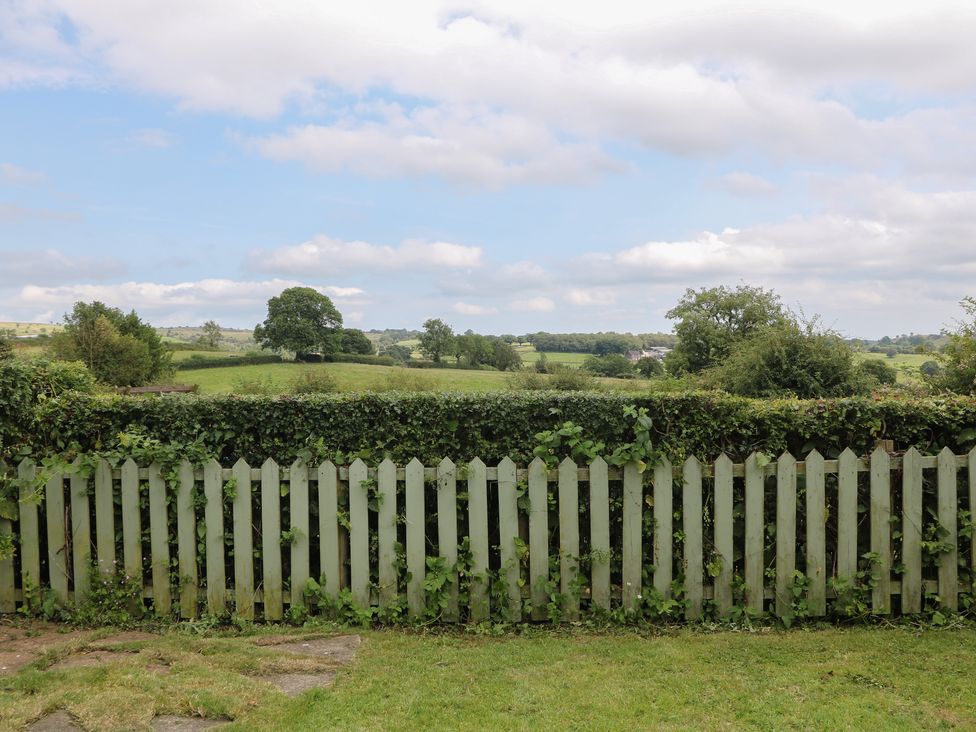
[713,454,733,617]
[589,456,610,611]
[775,453,796,619]
[527,457,548,621]
[870,447,892,614]
[559,457,580,621]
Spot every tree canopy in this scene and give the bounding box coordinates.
[50,301,170,386]
[666,285,787,374]
[253,287,343,359]
[418,318,455,363]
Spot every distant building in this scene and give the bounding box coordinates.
[625,347,671,362]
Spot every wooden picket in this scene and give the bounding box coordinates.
[1,448,974,622]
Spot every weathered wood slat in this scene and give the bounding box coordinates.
[713,454,733,617]
[148,463,171,616]
[497,457,521,622]
[437,458,459,622]
[289,459,310,610]
[559,458,580,621]
[232,458,254,619]
[683,457,703,620]
[744,453,764,613]
[120,459,142,606]
[805,450,826,616]
[775,453,796,619]
[69,461,91,606]
[0,513,13,613]
[622,462,642,610]
[349,459,370,610]
[527,457,548,621]
[870,448,892,614]
[901,447,923,614]
[937,447,958,611]
[589,457,611,611]
[406,458,425,617]
[204,459,225,615]
[176,460,197,618]
[377,459,397,608]
[261,459,283,621]
[971,448,976,595]
[94,458,115,574]
[653,458,673,599]
[837,448,858,580]
[467,458,490,621]
[318,461,340,598]
[44,472,68,603]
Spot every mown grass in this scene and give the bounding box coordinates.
[513,344,591,367]
[3,625,976,730]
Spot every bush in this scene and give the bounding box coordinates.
[921,360,943,378]
[289,370,338,394]
[932,297,976,394]
[18,391,976,467]
[635,357,664,378]
[858,359,898,386]
[231,375,277,395]
[548,366,598,391]
[321,353,397,367]
[506,370,550,390]
[706,320,869,398]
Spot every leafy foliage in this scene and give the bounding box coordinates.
[253,287,343,358]
[340,328,376,355]
[858,358,898,386]
[417,318,455,363]
[666,285,787,374]
[50,301,171,386]
[932,296,976,394]
[583,354,636,378]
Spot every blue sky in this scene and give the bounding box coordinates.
[3,1,976,337]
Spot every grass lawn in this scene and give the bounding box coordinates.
[177,361,642,394]
[3,624,976,730]
[513,344,591,367]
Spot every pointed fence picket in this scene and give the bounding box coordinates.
[1,448,973,622]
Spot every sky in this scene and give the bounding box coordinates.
[2,1,976,338]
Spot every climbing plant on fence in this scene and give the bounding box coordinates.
[1,447,974,626]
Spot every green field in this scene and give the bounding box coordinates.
[513,344,590,367]
[157,326,256,350]
[855,351,934,383]
[0,321,62,336]
[177,361,641,394]
[3,624,976,730]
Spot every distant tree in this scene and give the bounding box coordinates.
[253,287,343,360]
[920,360,943,378]
[340,328,375,355]
[418,318,455,363]
[381,344,413,362]
[201,320,222,349]
[593,337,630,356]
[454,332,493,366]
[50,302,170,386]
[490,339,523,371]
[858,358,898,386]
[583,354,636,378]
[666,285,787,374]
[635,356,664,378]
[534,352,550,374]
[885,348,898,358]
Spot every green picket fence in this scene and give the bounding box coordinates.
[1,447,974,621]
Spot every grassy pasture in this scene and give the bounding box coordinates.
[0,321,62,336]
[178,361,642,394]
[854,351,934,383]
[2,625,976,730]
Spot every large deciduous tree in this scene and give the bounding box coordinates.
[253,287,343,360]
[418,318,455,363]
[340,328,375,355]
[666,285,787,374]
[50,302,170,386]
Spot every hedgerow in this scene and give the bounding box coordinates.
[8,390,976,466]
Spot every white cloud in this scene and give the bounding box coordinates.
[7,3,976,182]
[4,278,365,326]
[127,128,176,148]
[247,105,622,186]
[251,234,483,275]
[565,288,616,306]
[453,301,497,316]
[710,172,779,197]
[510,297,554,313]
[0,162,45,185]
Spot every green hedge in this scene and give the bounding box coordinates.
[175,353,283,370]
[320,353,397,366]
[15,391,976,466]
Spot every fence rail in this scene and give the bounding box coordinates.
[1,446,974,622]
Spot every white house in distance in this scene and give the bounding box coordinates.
[625,347,671,362]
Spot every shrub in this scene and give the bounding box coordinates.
[506,370,550,390]
[635,357,664,378]
[932,297,976,394]
[583,354,636,378]
[176,353,283,370]
[231,375,277,395]
[321,353,397,367]
[290,370,338,394]
[706,320,869,398]
[548,366,598,391]
[858,359,898,386]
